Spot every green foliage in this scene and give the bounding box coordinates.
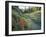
[12,6,41,31]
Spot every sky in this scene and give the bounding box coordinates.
[19,6,32,12]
